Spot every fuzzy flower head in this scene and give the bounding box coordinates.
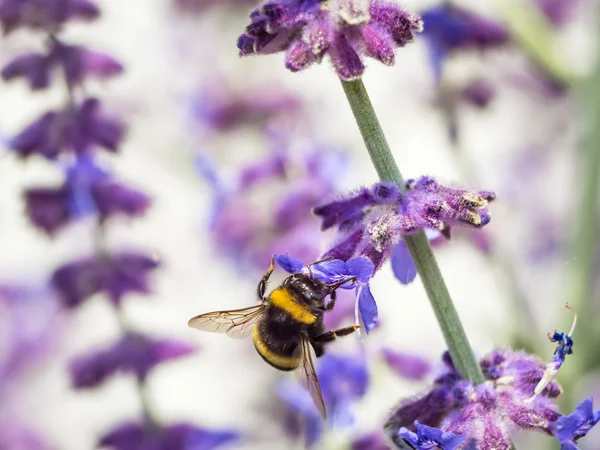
[237,0,423,80]
[315,178,495,273]
[385,350,563,449]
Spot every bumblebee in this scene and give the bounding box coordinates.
[188,257,359,419]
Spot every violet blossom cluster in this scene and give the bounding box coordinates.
[314,177,495,276]
[1,1,237,448]
[237,0,424,80]
[385,314,599,450]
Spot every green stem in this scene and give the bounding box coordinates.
[340,78,485,384]
[560,32,600,397]
[495,0,575,87]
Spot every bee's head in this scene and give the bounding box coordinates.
[284,273,332,308]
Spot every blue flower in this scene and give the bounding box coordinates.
[274,255,378,333]
[397,421,464,450]
[528,304,577,402]
[556,397,600,449]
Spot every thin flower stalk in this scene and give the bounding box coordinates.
[560,26,600,406]
[340,78,485,384]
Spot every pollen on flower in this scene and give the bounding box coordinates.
[317,177,494,272]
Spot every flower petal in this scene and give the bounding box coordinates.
[391,241,417,284]
[357,284,378,333]
[275,254,304,273]
[346,257,374,283]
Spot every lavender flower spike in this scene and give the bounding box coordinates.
[316,178,494,272]
[237,0,423,80]
[526,303,576,403]
[385,350,562,449]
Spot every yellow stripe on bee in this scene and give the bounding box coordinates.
[269,288,317,324]
[252,325,299,370]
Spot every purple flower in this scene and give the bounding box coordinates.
[385,350,562,449]
[461,78,496,109]
[192,84,300,132]
[10,98,125,160]
[316,178,495,272]
[420,4,508,78]
[99,421,238,450]
[535,0,578,27]
[351,431,390,450]
[0,0,100,34]
[397,421,464,450]
[51,251,160,308]
[70,332,196,388]
[237,0,423,80]
[381,348,432,381]
[556,397,600,449]
[1,52,51,89]
[275,254,378,333]
[201,147,345,272]
[277,352,369,446]
[2,43,122,90]
[25,156,150,234]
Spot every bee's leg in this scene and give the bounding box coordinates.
[257,257,275,299]
[325,276,357,291]
[306,256,335,278]
[323,289,338,311]
[313,325,360,343]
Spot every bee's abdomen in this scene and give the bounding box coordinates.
[253,318,300,371]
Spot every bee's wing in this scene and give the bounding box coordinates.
[188,304,266,339]
[296,335,326,420]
